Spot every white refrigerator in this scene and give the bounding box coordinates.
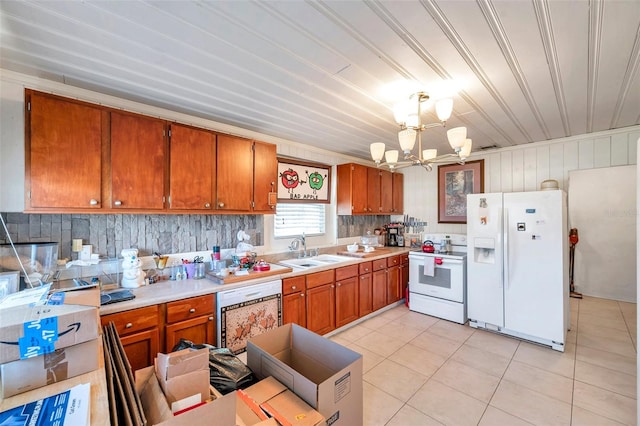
[466,190,569,351]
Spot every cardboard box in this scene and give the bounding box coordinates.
[48,285,101,307]
[0,337,99,398]
[247,324,363,426]
[136,365,235,426]
[0,303,99,364]
[155,348,210,408]
[241,376,325,426]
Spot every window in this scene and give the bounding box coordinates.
[274,203,325,237]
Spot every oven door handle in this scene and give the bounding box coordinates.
[435,259,463,265]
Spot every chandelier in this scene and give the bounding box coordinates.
[370,91,471,171]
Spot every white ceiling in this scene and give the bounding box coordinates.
[1,1,639,162]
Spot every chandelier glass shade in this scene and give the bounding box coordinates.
[371,89,471,171]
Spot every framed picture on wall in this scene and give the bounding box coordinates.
[438,160,484,223]
[277,157,331,203]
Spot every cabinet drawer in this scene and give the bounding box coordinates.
[306,269,334,289]
[387,255,400,267]
[335,264,358,281]
[359,261,373,275]
[166,294,214,323]
[372,258,387,271]
[101,305,159,336]
[400,253,409,265]
[283,276,306,295]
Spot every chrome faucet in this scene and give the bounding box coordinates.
[289,232,307,258]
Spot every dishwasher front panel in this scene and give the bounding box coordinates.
[216,279,282,354]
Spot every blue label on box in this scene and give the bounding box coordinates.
[18,316,58,359]
[47,293,65,305]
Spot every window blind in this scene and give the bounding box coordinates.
[274,204,325,237]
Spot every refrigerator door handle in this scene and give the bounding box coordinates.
[503,207,509,290]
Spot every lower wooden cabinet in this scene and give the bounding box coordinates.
[306,270,335,335]
[283,276,306,327]
[101,294,216,371]
[306,283,335,335]
[335,265,359,329]
[400,253,409,300]
[358,261,373,317]
[165,294,215,350]
[101,305,160,372]
[372,258,388,311]
[119,329,160,373]
[386,265,401,304]
[165,315,215,351]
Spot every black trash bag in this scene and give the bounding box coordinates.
[172,338,256,395]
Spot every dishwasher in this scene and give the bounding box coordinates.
[216,279,282,355]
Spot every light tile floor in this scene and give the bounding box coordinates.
[329,296,637,425]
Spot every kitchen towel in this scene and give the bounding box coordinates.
[423,257,435,277]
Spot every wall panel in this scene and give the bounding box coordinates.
[400,126,639,234]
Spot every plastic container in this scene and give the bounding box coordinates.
[0,242,59,289]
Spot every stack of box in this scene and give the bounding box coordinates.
[0,286,101,398]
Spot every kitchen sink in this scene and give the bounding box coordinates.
[278,254,353,270]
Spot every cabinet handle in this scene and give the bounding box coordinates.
[208,316,213,321]
[291,285,297,290]
[189,308,196,313]
[205,203,211,208]
[125,322,132,329]
[218,202,225,208]
[331,285,335,288]
[301,293,305,297]
[337,282,341,287]
[89,199,99,206]
[114,200,122,206]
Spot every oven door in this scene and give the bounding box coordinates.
[409,254,465,303]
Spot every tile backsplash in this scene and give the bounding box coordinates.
[337,215,390,239]
[0,213,263,260]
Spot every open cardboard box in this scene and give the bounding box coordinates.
[240,376,325,426]
[247,323,363,426]
[136,365,236,426]
[155,348,210,409]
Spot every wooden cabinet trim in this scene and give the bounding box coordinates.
[335,264,358,281]
[306,269,335,289]
[283,276,306,295]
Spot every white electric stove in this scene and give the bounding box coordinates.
[408,233,468,324]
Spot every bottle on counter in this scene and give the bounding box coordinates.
[212,245,221,261]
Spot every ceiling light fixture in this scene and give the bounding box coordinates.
[371,91,471,171]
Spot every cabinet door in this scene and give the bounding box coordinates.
[400,254,409,301]
[366,167,381,214]
[169,124,216,211]
[387,265,401,304]
[111,112,166,210]
[336,276,359,328]
[380,170,393,213]
[283,291,306,327]
[165,315,215,351]
[253,141,277,212]
[392,172,404,214]
[372,269,387,311]
[27,91,103,210]
[217,134,253,211]
[359,273,373,317]
[306,283,335,335]
[120,328,160,372]
[337,163,368,215]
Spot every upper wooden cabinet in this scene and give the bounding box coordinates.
[110,112,167,210]
[26,91,104,210]
[24,90,278,214]
[216,134,253,211]
[337,163,368,215]
[337,163,404,215]
[253,141,277,212]
[168,124,216,211]
[392,173,404,214]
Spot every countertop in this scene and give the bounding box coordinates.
[100,246,410,315]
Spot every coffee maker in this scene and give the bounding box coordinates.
[384,223,405,247]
